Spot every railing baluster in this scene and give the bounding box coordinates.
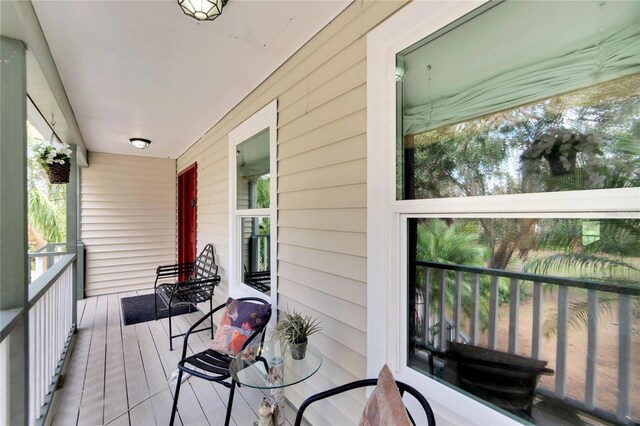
[508,278,520,354]
[555,286,569,398]
[531,282,542,359]
[489,275,499,350]
[585,290,598,411]
[617,294,632,423]
[439,269,447,350]
[423,267,430,345]
[469,274,480,345]
[37,299,44,419]
[454,271,462,343]
[412,260,640,423]
[28,305,35,421]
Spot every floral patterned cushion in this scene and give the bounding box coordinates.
[210,298,271,357]
[359,365,412,426]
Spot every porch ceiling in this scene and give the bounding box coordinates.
[31,0,350,159]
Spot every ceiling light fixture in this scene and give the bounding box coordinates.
[130,138,151,149]
[178,0,228,21]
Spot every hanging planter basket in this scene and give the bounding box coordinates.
[46,163,70,184]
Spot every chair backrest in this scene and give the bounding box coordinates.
[191,243,219,282]
[293,378,436,426]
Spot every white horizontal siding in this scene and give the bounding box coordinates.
[177,1,408,423]
[81,152,176,297]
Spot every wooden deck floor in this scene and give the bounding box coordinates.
[49,291,292,426]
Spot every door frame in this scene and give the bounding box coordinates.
[178,163,197,266]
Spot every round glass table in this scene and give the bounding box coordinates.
[229,340,322,426]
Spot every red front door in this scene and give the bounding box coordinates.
[178,164,197,268]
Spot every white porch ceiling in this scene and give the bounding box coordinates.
[32,0,350,159]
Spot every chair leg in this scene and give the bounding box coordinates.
[154,293,158,320]
[224,380,236,426]
[169,306,173,351]
[169,370,184,426]
[209,298,214,338]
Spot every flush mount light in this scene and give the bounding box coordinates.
[130,138,151,149]
[178,0,228,21]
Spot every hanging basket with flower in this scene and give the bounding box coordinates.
[34,137,73,184]
[520,129,603,177]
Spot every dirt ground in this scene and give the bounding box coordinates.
[474,291,640,422]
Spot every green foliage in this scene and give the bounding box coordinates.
[416,219,501,332]
[256,175,270,209]
[541,293,619,339]
[274,309,322,344]
[28,185,66,244]
[27,123,66,249]
[32,138,72,168]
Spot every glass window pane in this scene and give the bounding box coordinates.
[396,0,640,200]
[407,217,640,422]
[237,128,270,209]
[240,216,271,294]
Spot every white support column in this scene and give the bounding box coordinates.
[66,147,79,327]
[0,35,29,426]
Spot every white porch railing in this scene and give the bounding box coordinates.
[0,253,76,426]
[28,242,67,284]
[412,260,639,425]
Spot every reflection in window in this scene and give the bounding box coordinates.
[241,217,271,294]
[407,218,640,422]
[395,0,640,422]
[396,0,640,201]
[237,128,270,209]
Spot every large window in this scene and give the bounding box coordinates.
[369,1,639,424]
[397,1,640,422]
[229,101,277,306]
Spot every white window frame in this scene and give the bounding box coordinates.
[367,1,640,424]
[229,99,278,317]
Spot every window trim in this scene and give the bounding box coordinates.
[228,99,278,316]
[368,1,639,423]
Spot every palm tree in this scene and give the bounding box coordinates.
[27,122,66,250]
[414,219,498,341]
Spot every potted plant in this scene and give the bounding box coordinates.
[273,309,321,360]
[34,137,73,184]
[520,129,602,177]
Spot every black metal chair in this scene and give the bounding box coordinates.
[169,297,272,426]
[154,243,221,350]
[294,378,436,426]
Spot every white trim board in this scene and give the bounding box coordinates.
[228,99,278,325]
[367,1,522,424]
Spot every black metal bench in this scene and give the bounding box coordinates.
[243,269,271,293]
[426,341,553,419]
[154,244,221,350]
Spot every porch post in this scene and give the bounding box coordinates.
[66,146,79,327]
[0,35,29,425]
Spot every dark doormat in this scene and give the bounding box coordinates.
[121,293,196,326]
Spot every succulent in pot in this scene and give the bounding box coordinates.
[273,310,321,360]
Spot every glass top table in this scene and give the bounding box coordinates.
[229,340,322,389]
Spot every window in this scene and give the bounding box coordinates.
[229,100,277,307]
[369,1,639,424]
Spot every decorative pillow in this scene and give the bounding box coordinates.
[359,365,412,426]
[210,298,271,357]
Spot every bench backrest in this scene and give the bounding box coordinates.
[192,243,219,281]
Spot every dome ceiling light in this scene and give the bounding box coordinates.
[178,0,228,22]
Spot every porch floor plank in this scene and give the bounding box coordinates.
[50,297,97,426]
[49,293,261,426]
[118,291,157,426]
